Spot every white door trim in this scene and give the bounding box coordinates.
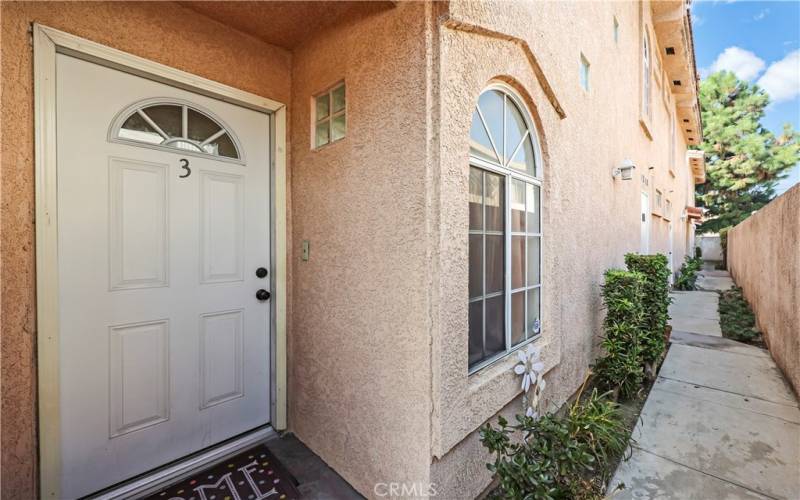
[33,24,288,499]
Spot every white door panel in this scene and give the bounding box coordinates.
[56,54,271,498]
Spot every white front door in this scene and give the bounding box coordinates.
[56,54,272,498]
[640,192,650,254]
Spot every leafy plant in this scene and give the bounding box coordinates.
[624,254,671,366]
[480,389,628,499]
[696,71,799,233]
[593,270,646,399]
[674,255,703,291]
[719,286,762,345]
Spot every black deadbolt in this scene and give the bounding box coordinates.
[256,289,271,301]
[256,267,268,278]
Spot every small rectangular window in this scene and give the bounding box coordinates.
[654,189,663,215]
[613,17,619,44]
[313,82,346,148]
[580,54,590,91]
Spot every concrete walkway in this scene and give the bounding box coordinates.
[609,271,800,499]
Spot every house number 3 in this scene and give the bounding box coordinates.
[179,158,191,178]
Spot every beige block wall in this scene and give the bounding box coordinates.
[286,2,434,495]
[0,3,291,497]
[429,1,698,496]
[728,184,800,395]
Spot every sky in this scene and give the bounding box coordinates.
[691,0,800,195]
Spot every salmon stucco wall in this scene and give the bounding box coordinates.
[0,3,291,496]
[429,1,698,496]
[287,2,434,496]
[728,184,800,395]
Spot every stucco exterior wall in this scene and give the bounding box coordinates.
[727,184,800,395]
[0,3,291,496]
[429,1,698,496]
[1,1,703,498]
[286,2,434,496]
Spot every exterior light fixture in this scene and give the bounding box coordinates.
[612,159,636,180]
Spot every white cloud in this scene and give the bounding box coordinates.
[753,8,769,21]
[709,46,766,80]
[757,50,800,103]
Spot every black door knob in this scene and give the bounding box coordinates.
[256,289,271,301]
[256,267,268,278]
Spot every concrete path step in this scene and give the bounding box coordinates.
[669,291,722,336]
[609,285,800,499]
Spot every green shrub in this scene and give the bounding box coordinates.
[674,255,703,290]
[624,254,671,365]
[481,390,627,499]
[719,286,762,344]
[593,270,646,399]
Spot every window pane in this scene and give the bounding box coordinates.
[316,94,330,120]
[508,134,536,176]
[511,179,526,232]
[485,235,504,294]
[141,105,182,138]
[332,85,346,113]
[484,172,504,231]
[511,291,525,346]
[203,132,238,158]
[119,113,162,145]
[469,168,483,230]
[332,114,346,141]
[469,235,483,299]
[527,236,540,285]
[526,184,540,233]
[469,109,499,164]
[485,295,505,357]
[511,235,525,289]
[468,301,483,367]
[505,99,528,165]
[477,90,504,160]
[315,121,330,148]
[527,287,541,337]
[187,108,220,143]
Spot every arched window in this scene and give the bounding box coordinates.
[468,85,543,372]
[110,99,242,161]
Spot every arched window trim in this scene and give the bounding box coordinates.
[108,97,246,164]
[468,83,545,375]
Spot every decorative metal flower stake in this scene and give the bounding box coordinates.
[513,344,546,419]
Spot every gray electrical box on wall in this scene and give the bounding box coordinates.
[302,240,310,261]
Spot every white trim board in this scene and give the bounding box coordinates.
[33,24,289,499]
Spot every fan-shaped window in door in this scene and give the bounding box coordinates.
[110,99,242,161]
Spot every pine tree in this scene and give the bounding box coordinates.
[696,71,799,233]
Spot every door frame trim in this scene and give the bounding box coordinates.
[33,23,289,499]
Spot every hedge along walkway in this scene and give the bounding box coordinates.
[608,270,800,499]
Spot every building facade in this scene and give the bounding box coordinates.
[0,1,704,498]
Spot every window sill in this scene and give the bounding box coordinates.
[467,335,554,396]
[468,335,543,377]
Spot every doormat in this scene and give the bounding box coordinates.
[146,444,301,500]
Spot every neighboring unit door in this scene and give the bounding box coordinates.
[56,54,271,498]
[668,222,674,283]
[640,192,650,254]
